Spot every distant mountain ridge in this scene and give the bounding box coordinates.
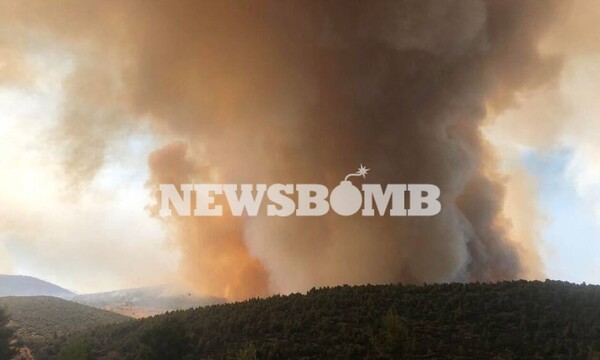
[0,275,74,297]
[0,274,225,318]
[72,285,225,318]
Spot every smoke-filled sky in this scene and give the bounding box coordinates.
[0,1,599,298]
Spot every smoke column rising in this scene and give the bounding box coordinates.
[1,1,568,299]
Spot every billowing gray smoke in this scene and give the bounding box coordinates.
[1,0,566,299]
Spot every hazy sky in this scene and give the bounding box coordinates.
[485,53,600,285]
[0,62,179,292]
[483,1,600,284]
[1,1,600,294]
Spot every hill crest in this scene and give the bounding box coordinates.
[0,275,74,297]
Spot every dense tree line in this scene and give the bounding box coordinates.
[52,280,600,359]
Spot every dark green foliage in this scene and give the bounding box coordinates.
[56,280,600,359]
[57,336,91,360]
[370,308,414,359]
[136,317,191,359]
[0,307,15,360]
[228,343,258,360]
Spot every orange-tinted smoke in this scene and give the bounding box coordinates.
[146,142,269,300]
[0,0,574,299]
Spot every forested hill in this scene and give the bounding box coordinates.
[0,296,130,359]
[60,280,600,360]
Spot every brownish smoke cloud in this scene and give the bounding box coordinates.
[146,142,270,300]
[0,0,570,299]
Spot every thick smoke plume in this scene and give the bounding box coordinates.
[1,1,568,299]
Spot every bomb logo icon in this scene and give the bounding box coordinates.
[330,164,370,216]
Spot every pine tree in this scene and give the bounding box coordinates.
[370,308,415,359]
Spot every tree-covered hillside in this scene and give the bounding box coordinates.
[0,296,130,359]
[60,280,600,360]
